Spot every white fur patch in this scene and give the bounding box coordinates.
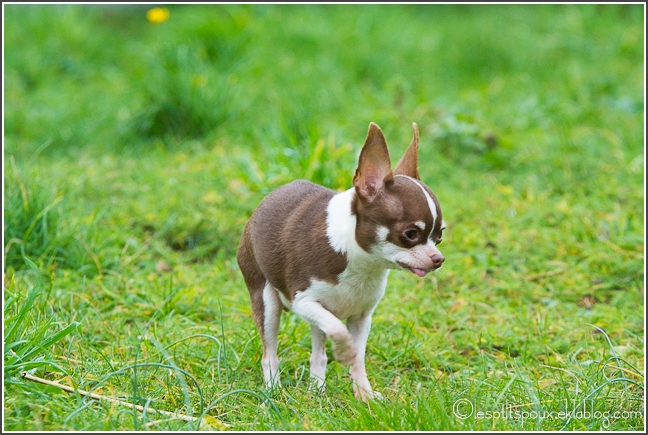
[414,221,426,230]
[326,188,357,254]
[262,282,281,388]
[376,226,389,241]
[395,175,437,227]
[263,282,280,335]
[277,291,292,310]
[295,258,390,321]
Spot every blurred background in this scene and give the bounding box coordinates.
[3,4,644,431]
[4,4,643,270]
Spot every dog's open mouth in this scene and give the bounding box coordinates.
[397,262,428,277]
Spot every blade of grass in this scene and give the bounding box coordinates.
[21,372,226,427]
[4,256,42,345]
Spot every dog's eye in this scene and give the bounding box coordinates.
[437,238,442,246]
[404,230,418,241]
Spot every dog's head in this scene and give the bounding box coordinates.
[352,122,445,277]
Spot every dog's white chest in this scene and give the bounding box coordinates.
[295,265,389,320]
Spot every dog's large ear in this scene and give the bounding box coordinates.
[353,122,394,202]
[393,122,420,179]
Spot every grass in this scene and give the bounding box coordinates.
[3,3,645,431]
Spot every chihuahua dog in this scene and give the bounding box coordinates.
[237,122,445,401]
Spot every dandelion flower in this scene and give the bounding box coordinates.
[146,8,169,24]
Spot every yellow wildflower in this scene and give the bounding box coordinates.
[146,8,169,24]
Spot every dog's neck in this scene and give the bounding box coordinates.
[326,188,392,272]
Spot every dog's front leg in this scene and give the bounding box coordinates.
[347,313,376,402]
[309,326,327,392]
[291,299,357,366]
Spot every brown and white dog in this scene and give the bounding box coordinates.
[237,122,445,401]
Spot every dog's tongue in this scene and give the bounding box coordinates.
[412,268,427,277]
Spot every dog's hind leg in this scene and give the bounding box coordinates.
[237,227,282,389]
[260,282,282,388]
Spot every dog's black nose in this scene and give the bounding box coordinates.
[430,253,445,269]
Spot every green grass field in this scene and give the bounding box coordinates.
[3,4,645,431]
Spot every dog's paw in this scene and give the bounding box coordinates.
[328,329,357,365]
[332,339,357,366]
[353,383,381,402]
[264,378,283,391]
[308,378,327,396]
